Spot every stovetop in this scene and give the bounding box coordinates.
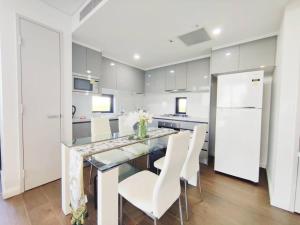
[162,114,189,118]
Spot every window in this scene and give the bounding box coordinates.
[175,97,187,114]
[92,94,114,113]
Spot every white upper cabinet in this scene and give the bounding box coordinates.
[72,43,87,75]
[86,48,102,77]
[101,57,117,89]
[211,36,277,75]
[187,58,210,92]
[211,46,240,74]
[164,63,187,91]
[145,68,165,93]
[72,43,102,77]
[116,62,145,93]
[131,67,145,94]
[239,37,277,71]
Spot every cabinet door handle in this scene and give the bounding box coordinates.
[47,115,60,119]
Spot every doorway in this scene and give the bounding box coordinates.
[18,17,61,190]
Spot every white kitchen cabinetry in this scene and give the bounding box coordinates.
[86,47,102,77]
[211,46,240,74]
[101,57,118,89]
[211,37,277,74]
[145,68,165,93]
[72,43,102,77]
[164,63,187,91]
[72,43,87,75]
[117,62,145,93]
[239,37,277,71]
[187,58,210,92]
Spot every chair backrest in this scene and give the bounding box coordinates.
[118,115,134,136]
[91,117,112,142]
[152,132,190,219]
[181,124,207,181]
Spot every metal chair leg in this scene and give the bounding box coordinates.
[184,180,189,220]
[198,170,202,193]
[119,195,123,225]
[178,196,184,225]
[147,155,150,169]
[89,164,93,184]
[154,218,157,225]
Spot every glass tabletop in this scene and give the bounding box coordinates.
[67,130,139,148]
[89,135,170,172]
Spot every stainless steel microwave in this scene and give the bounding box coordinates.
[73,75,100,94]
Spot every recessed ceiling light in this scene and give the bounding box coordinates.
[225,52,231,56]
[86,70,92,74]
[212,28,222,36]
[260,65,265,68]
[204,75,208,79]
[133,53,140,60]
[110,62,115,66]
[170,70,175,74]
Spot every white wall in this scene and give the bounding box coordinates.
[144,92,210,120]
[267,0,300,211]
[73,89,145,119]
[0,0,72,198]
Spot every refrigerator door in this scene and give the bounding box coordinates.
[214,108,262,182]
[217,71,264,108]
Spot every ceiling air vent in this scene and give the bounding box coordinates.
[178,28,211,46]
[80,0,103,21]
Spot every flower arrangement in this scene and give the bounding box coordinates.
[126,110,153,139]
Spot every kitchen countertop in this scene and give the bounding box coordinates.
[72,116,119,123]
[153,115,209,123]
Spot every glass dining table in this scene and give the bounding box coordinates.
[61,127,179,225]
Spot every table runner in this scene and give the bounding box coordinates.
[69,128,176,224]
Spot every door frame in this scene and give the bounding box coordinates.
[16,15,62,193]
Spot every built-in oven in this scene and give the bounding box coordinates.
[158,121,181,131]
[73,75,100,94]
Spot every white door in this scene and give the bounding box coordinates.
[217,71,264,108]
[214,108,262,182]
[19,18,61,190]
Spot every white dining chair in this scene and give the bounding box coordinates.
[118,115,135,136]
[153,124,207,220]
[91,117,112,142]
[89,117,112,184]
[118,132,190,225]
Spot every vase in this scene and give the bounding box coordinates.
[138,120,147,139]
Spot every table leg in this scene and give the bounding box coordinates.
[97,167,119,225]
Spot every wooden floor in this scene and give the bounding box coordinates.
[1,164,300,225]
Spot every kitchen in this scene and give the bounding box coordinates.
[1,1,300,225]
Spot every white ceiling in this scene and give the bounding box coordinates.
[41,0,88,15]
[73,0,288,70]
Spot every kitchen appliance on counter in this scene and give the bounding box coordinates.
[214,71,263,183]
[73,75,100,94]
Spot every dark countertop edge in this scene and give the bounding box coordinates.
[73,118,118,124]
[153,117,208,124]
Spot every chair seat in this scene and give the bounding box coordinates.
[119,170,158,215]
[153,156,165,170]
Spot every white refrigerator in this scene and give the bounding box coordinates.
[214,71,264,183]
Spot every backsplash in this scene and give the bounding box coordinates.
[144,92,210,119]
[73,88,210,120]
[72,88,145,120]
